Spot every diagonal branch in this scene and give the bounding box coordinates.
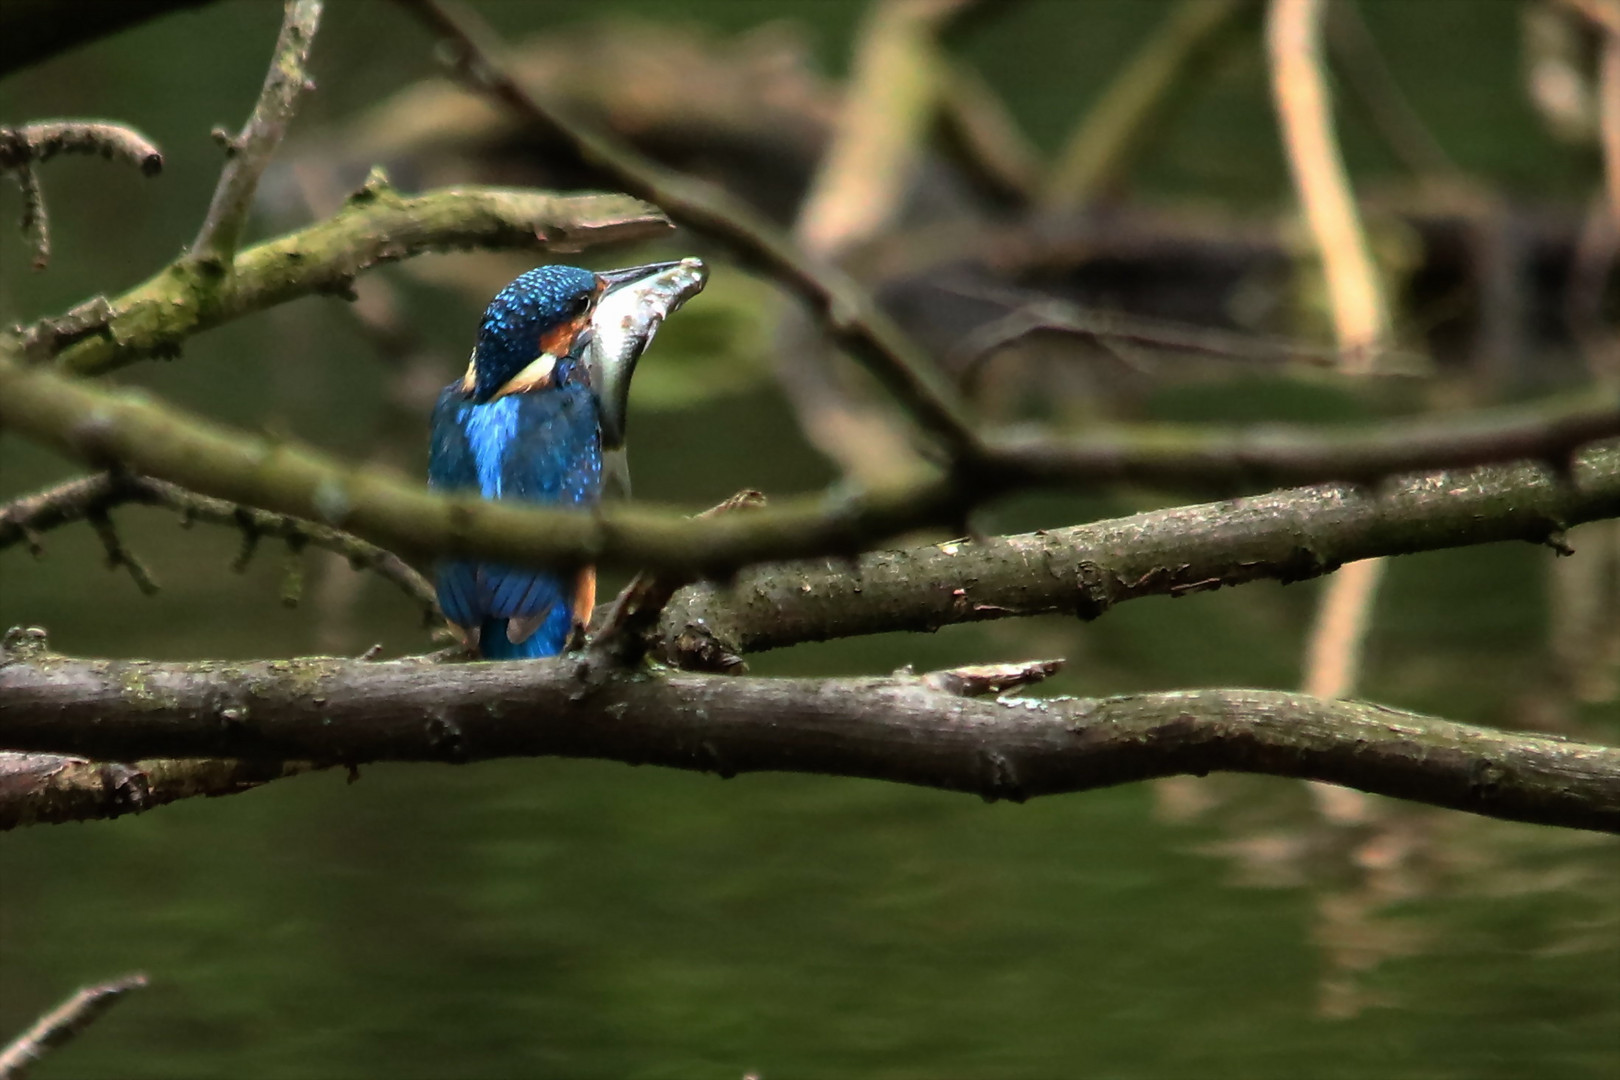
[396,0,983,457]
[189,0,323,269]
[0,974,148,1078]
[2,648,1616,833]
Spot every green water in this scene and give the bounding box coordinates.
[2,2,1617,1076]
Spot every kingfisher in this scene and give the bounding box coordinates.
[429,258,708,659]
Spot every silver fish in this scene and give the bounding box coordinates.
[587,256,707,499]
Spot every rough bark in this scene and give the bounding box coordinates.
[657,446,1620,663]
[2,645,1616,833]
[0,752,313,830]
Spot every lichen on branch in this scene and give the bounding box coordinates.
[28,182,668,374]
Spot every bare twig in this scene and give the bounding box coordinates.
[4,652,1618,833]
[939,282,1432,382]
[396,0,983,457]
[0,974,148,1079]
[0,121,163,175]
[0,472,437,615]
[12,164,47,270]
[1268,0,1391,367]
[936,55,1044,203]
[0,121,164,270]
[189,0,322,269]
[589,489,767,668]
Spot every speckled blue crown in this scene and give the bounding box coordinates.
[472,265,597,401]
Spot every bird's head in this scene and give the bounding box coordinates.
[463,259,708,447]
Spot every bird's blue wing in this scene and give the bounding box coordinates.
[428,387,485,630]
[428,384,601,656]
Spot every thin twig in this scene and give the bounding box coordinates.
[0,121,163,175]
[1267,0,1391,367]
[0,121,163,271]
[0,472,437,616]
[589,490,767,668]
[396,0,982,458]
[12,164,47,270]
[0,974,148,1079]
[189,0,323,269]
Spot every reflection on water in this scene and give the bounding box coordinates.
[1158,774,1620,1029]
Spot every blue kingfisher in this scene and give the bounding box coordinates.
[429,258,707,658]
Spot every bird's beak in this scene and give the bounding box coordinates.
[588,257,708,449]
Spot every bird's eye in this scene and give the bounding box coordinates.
[571,294,591,317]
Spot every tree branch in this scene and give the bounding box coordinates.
[982,393,1620,488]
[2,345,1615,580]
[0,472,437,615]
[0,749,315,831]
[658,445,1620,663]
[0,121,164,271]
[0,974,148,1079]
[188,0,323,269]
[28,182,668,373]
[396,0,983,457]
[1,647,1615,833]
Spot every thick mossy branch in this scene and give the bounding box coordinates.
[1,647,1615,833]
[30,184,668,374]
[658,446,1620,661]
[1,350,1615,580]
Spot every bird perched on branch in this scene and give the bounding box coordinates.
[429,258,708,659]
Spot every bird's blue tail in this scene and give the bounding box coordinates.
[478,607,574,660]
